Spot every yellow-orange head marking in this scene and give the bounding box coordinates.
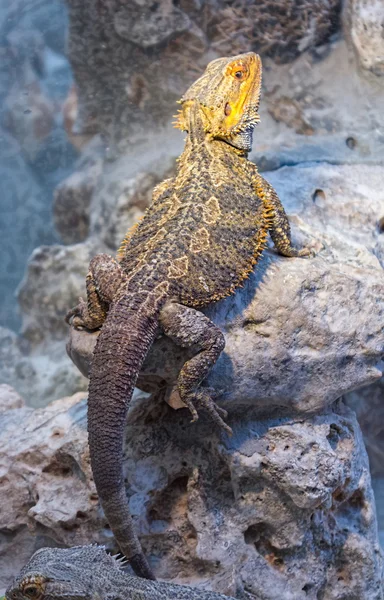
[175,52,262,152]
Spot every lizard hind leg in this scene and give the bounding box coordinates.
[159,302,232,434]
[66,253,128,330]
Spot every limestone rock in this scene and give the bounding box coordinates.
[17,242,96,345]
[114,1,191,49]
[65,0,341,149]
[0,0,75,330]
[345,380,384,479]
[0,327,34,389]
[0,325,87,411]
[53,169,94,244]
[346,0,384,76]
[0,389,382,598]
[94,171,161,252]
[206,0,341,63]
[53,141,104,244]
[373,478,384,549]
[0,384,24,411]
[345,380,384,549]
[0,391,104,593]
[0,129,55,332]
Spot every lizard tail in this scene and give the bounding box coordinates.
[87,293,163,580]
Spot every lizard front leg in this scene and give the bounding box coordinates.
[159,302,231,434]
[253,171,312,257]
[66,254,127,329]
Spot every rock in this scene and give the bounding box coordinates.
[345,379,384,552]
[114,0,191,49]
[372,478,384,549]
[267,96,315,135]
[207,0,341,63]
[53,169,95,244]
[17,242,97,345]
[0,391,382,598]
[0,129,55,332]
[7,241,96,407]
[345,380,384,479]
[0,384,24,411]
[62,85,96,151]
[94,171,161,251]
[65,0,341,150]
[345,0,384,75]
[2,67,55,162]
[0,325,87,409]
[53,139,104,244]
[0,327,33,389]
[67,162,384,416]
[0,391,104,594]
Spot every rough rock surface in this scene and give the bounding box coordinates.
[53,138,104,245]
[0,387,382,599]
[66,0,342,149]
[345,0,384,75]
[18,242,96,346]
[0,391,102,593]
[346,380,384,480]
[0,325,87,410]
[345,381,384,548]
[0,384,24,411]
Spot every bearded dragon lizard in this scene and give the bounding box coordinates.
[66,52,311,580]
[5,545,245,600]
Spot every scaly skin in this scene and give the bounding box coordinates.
[5,545,240,600]
[66,53,311,580]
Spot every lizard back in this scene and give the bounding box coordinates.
[118,133,271,307]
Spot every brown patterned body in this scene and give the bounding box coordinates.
[119,136,271,306]
[66,53,311,581]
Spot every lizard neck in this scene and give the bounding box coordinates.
[176,134,249,184]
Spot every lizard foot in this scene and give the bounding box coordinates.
[65,297,88,329]
[183,388,232,435]
[297,246,316,258]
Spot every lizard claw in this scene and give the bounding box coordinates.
[183,388,232,435]
[297,246,316,258]
[65,297,87,328]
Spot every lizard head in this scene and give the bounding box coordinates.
[176,52,262,152]
[5,546,126,600]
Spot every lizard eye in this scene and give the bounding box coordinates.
[226,63,248,81]
[20,581,45,600]
[23,586,42,600]
[232,65,247,81]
